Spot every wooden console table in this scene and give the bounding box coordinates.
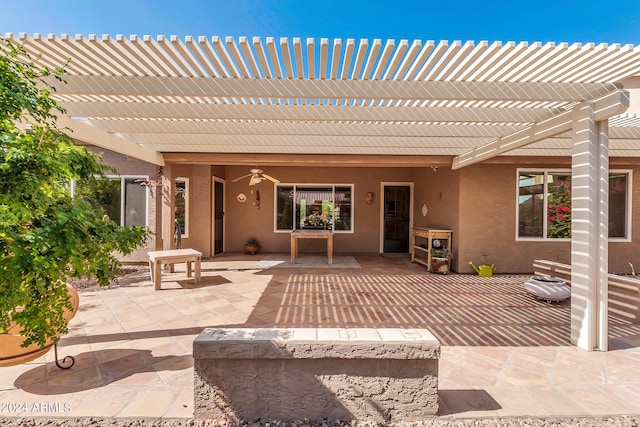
[290,230,333,264]
[148,248,202,290]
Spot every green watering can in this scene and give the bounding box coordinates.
[469,261,495,277]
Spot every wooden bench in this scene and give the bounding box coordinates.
[148,249,202,290]
[193,327,440,423]
[533,259,640,323]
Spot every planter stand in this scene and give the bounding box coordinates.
[54,344,75,369]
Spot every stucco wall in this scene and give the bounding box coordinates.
[92,146,639,274]
[411,167,461,270]
[456,162,640,274]
[173,164,213,257]
[223,166,421,254]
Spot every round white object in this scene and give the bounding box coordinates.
[524,276,571,302]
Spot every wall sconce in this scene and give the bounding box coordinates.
[365,192,374,204]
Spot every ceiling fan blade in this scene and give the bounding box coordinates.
[249,175,258,186]
[261,173,280,183]
[232,173,252,182]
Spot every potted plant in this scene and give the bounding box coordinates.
[244,238,260,255]
[0,39,150,367]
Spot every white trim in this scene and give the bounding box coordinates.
[515,168,631,242]
[102,174,150,228]
[273,183,354,233]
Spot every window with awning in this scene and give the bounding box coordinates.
[276,184,353,232]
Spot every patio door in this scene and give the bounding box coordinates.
[212,177,225,255]
[382,184,412,253]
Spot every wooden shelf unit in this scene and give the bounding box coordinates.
[411,228,452,273]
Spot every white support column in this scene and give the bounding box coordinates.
[570,103,609,351]
[596,119,609,351]
[161,163,175,250]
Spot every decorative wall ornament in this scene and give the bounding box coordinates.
[237,192,247,202]
[135,178,158,197]
[365,192,374,204]
[422,204,428,216]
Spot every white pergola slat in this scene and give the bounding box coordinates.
[5,33,640,164]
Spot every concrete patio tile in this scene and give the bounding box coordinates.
[444,364,499,387]
[466,346,513,364]
[479,385,545,417]
[70,385,140,417]
[553,362,605,385]
[0,363,46,390]
[110,369,162,386]
[518,386,592,416]
[117,386,182,417]
[512,346,559,363]
[498,352,555,386]
[162,387,194,418]
[437,387,502,417]
[561,385,640,415]
[458,350,508,376]
[45,363,103,388]
[159,368,193,388]
[1,254,640,421]
[605,351,640,383]
[119,314,158,331]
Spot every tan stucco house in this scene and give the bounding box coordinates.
[11,33,640,351]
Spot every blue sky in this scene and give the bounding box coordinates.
[1,0,639,44]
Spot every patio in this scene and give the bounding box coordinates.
[1,253,640,420]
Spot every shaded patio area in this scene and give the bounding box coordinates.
[1,253,640,419]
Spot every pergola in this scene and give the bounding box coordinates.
[8,33,640,351]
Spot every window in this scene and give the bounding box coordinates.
[275,184,353,232]
[175,178,189,237]
[76,176,148,227]
[517,170,631,240]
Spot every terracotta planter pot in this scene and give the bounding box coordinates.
[0,283,79,367]
[244,245,259,255]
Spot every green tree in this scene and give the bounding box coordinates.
[0,39,150,347]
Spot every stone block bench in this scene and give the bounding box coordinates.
[533,259,640,323]
[193,328,440,423]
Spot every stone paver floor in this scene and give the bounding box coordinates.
[1,252,640,420]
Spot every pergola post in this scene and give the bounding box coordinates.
[570,103,609,351]
[161,162,175,250]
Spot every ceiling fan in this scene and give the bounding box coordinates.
[231,168,280,186]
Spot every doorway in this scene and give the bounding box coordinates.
[382,184,412,253]
[212,178,225,255]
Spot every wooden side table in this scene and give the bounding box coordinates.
[290,230,333,264]
[148,248,202,290]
